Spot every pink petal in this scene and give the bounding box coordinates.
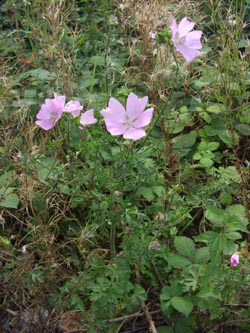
[36,105,51,120]
[126,93,148,119]
[44,98,55,111]
[104,120,126,135]
[230,253,239,266]
[185,31,202,49]
[177,45,201,62]
[178,17,195,36]
[35,119,55,130]
[170,19,178,40]
[80,109,97,126]
[123,128,146,140]
[107,97,126,122]
[134,108,154,128]
[53,93,66,108]
[64,100,83,118]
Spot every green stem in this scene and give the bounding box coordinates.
[135,86,174,153]
[104,25,112,100]
[135,44,181,153]
[90,62,97,94]
[110,221,116,257]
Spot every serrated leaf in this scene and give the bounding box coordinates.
[210,234,227,259]
[218,166,241,183]
[219,192,232,206]
[89,55,105,66]
[161,282,182,301]
[167,255,191,268]
[225,232,242,240]
[199,158,214,168]
[200,111,212,123]
[225,204,248,232]
[218,130,236,147]
[197,289,222,300]
[174,236,196,258]
[205,206,224,226]
[160,286,172,301]
[206,104,226,114]
[138,187,154,201]
[171,296,193,317]
[194,231,217,244]
[226,204,246,217]
[193,247,210,264]
[173,132,197,149]
[161,299,172,315]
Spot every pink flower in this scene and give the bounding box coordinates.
[170,17,202,63]
[100,93,154,141]
[64,100,83,118]
[149,31,156,40]
[114,191,121,197]
[35,93,65,130]
[79,109,97,127]
[230,253,239,266]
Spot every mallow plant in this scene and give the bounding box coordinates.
[35,92,97,130]
[32,15,248,332]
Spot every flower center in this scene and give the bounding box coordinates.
[51,111,58,119]
[123,114,136,130]
[176,33,186,45]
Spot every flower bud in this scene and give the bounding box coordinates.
[230,253,239,266]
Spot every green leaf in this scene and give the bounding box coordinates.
[235,123,250,136]
[206,104,226,114]
[0,171,15,187]
[225,204,248,232]
[0,193,19,208]
[79,78,99,88]
[218,166,241,183]
[192,77,211,89]
[36,157,59,182]
[89,55,105,66]
[157,326,174,333]
[152,186,165,198]
[171,296,193,317]
[225,232,242,240]
[226,204,246,217]
[200,111,212,123]
[205,206,224,227]
[197,289,222,300]
[207,141,220,151]
[161,282,182,301]
[199,157,214,168]
[25,68,54,81]
[160,287,172,301]
[218,130,236,147]
[137,187,154,201]
[219,192,232,206]
[193,247,210,264]
[194,231,217,244]
[175,316,194,333]
[174,236,196,258]
[210,234,227,259]
[167,255,191,268]
[173,132,197,149]
[24,89,37,98]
